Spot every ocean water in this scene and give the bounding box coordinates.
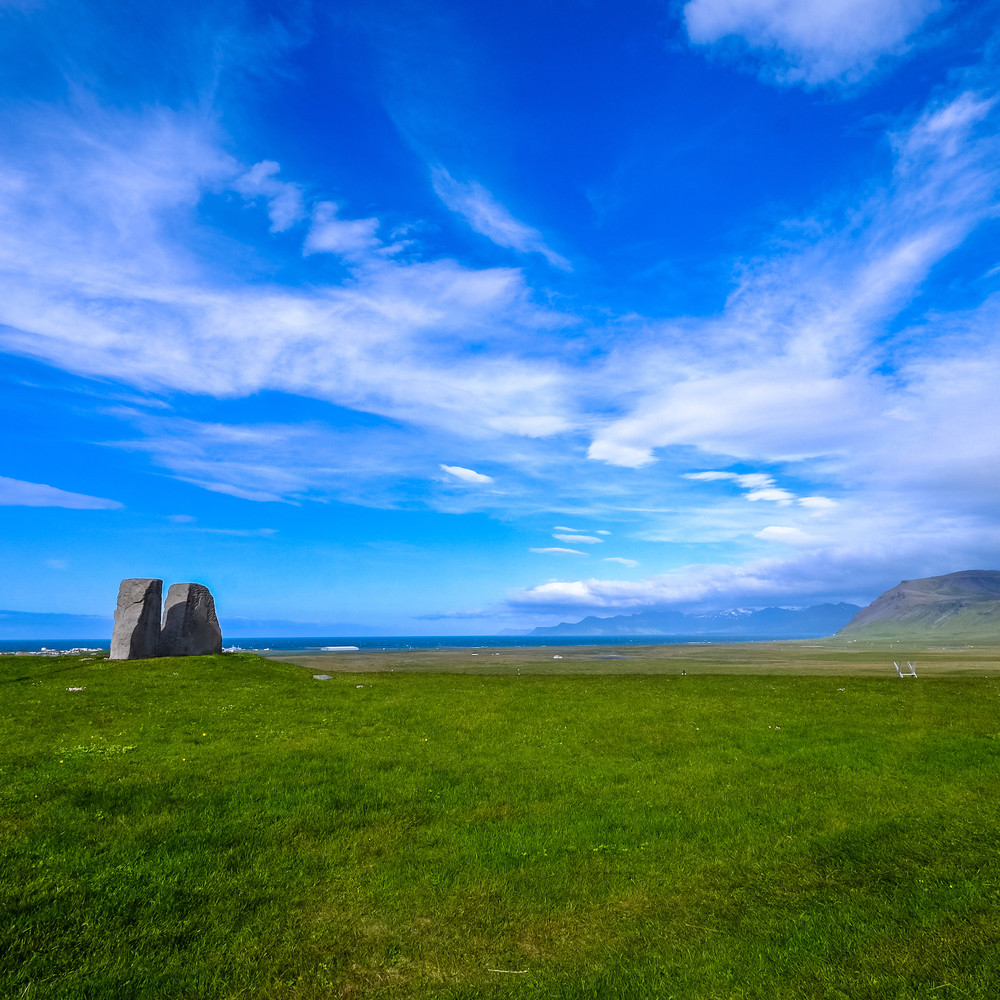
[0,634,792,654]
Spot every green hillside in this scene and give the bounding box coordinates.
[837,570,1000,642]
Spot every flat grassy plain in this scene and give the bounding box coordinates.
[3,644,1000,999]
[266,639,1000,675]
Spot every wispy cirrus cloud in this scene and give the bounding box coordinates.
[683,471,834,507]
[0,476,122,509]
[588,90,1000,477]
[106,411,434,506]
[0,106,579,456]
[102,406,566,514]
[431,167,571,270]
[553,533,603,544]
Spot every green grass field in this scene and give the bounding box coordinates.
[3,647,1000,999]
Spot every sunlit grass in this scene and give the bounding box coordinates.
[3,649,1000,998]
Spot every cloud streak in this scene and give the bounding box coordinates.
[432,167,571,270]
[440,464,494,484]
[0,476,122,510]
[0,108,579,451]
[588,90,1000,481]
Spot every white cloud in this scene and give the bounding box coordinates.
[553,533,603,544]
[440,464,493,484]
[102,403,596,515]
[514,580,594,603]
[586,439,657,468]
[603,556,639,567]
[684,471,795,505]
[745,487,795,504]
[506,550,884,612]
[109,411,483,507]
[0,108,579,456]
[198,527,278,537]
[432,167,571,270]
[683,471,735,483]
[892,93,997,173]
[685,471,776,489]
[732,474,774,489]
[487,414,570,437]
[799,496,837,511]
[754,525,815,545]
[589,91,1000,479]
[530,547,587,556]
[683,0,941,86]
[508,483,1000,615]
[233,160,305,232]
[845,330,1000,504]
[591,372,875,468]
[595,529,612,535]
[0,476,122,509]
[304,201,381,257]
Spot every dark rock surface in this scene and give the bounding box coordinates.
[159,583,222,656]
[109,578,163,660]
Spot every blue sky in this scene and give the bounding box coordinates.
[2,0,999,635]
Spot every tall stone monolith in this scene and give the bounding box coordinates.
[110,578,163,660]
[158,583,222,656]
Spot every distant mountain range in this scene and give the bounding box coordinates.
[513,570,1000,642]
[503,602,862,638]
[836,570,1000,640]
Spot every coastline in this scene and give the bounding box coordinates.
[0,633,826,655]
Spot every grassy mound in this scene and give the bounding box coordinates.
[3,650,1000,998]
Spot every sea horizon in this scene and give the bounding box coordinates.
[0,633,832,654]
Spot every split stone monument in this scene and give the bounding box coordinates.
[109,578,222,660]
[160,583,222,657]
[109,578,163,660]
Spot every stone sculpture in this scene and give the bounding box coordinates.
[158,582,223,657]
[109,578,163,660]
[108,578,223,659]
